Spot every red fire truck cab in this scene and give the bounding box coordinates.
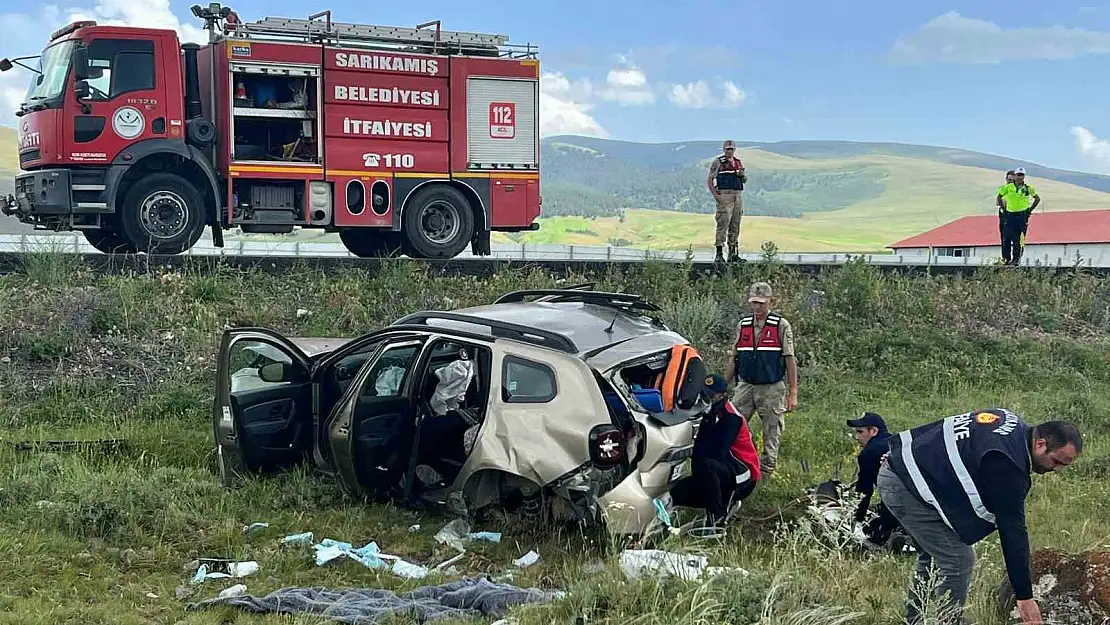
[1,4,542,258]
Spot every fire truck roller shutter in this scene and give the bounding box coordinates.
[465,77,538,169]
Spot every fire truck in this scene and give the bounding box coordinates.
[1,4,542,258]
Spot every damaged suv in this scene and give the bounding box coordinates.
[212,285,711,535]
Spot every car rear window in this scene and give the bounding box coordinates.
[502,356,556,403]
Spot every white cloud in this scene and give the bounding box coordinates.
[667,79,747,109]
[596,65,655,106]
[539,71,608,138]
[0,0,204,126]
[1070,126,1110,172]
[890,11,1110,64]
[721,81,747,106]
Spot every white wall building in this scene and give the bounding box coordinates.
[888,209,1110,267]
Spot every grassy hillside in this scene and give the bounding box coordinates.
[0,126,16,173]
[547,135,1110,194]
[1,255,1109,624]
[512,148,1110,252]
[0,127,15,201]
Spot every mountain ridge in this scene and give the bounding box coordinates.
[542,135,1110,192]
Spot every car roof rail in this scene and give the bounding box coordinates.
[384,323,500,345]
[494,288,663,312]
[392,311,578,353]
[493,288,666,325]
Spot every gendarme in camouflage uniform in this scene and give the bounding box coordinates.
[724,281,799,475]
[706,139,747,263]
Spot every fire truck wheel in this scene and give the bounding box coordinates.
[402,186,475,259]
[83,226,139,255]
[118,173,207,255]
[338,229,406,258]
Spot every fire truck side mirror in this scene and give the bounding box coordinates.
[74,80,91,100]
[0,59,12,72]
[72,46,89,81]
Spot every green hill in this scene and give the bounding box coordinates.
[4,128,1110,251]
[537,136,1110,221]
[0,126,15,196]
[528,138,1110,252]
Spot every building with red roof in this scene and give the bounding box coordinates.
[888,209,1110,266]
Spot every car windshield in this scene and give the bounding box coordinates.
[21,39,76,107]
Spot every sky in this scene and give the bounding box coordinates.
[2,0,1110,174]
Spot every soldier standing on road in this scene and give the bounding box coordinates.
[706,140,747,263]
[724,281,798,476]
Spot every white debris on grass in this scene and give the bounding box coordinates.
[191,561,259,584]
[312,538,431,579]
[280,532,313,546]
[217,584,247,599]
[513,551,540,568]
[618,549,748,582]
[434,519,503,552]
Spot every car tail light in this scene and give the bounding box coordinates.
[589,425,626,467]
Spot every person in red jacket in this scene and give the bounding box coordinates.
[670,374,762,528]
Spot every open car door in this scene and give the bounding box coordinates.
[327,334,428,501]
[213,329,314,487]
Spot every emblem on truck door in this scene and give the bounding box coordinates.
[112,106,146,139]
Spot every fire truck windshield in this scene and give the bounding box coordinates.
[20,39,76,112]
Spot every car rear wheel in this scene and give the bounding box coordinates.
[118,173,206,255]
[402,185,474,259]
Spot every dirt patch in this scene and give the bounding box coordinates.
[996,548,1110,624]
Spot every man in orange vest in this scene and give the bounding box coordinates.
[706,139,747,263]
[725,281,798,476]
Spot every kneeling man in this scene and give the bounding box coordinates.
[671,374,762,527]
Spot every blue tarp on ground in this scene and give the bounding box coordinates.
[185,576,561,623]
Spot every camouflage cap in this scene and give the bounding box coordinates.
[723,139,736,149]
[748,281,773,303]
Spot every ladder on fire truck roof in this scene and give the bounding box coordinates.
[223,10,537,58]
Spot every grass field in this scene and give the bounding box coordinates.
[2,254,1109,624]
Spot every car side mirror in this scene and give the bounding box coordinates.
[258,362,289,383]
[72,46,89,81]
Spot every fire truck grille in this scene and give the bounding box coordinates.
[15,176,34,196]
[19,150,41,166]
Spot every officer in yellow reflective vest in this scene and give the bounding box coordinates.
[996,167,1040,265]
[997,170,1014,242]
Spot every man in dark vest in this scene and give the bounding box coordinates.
[670,374,761,529]
[845,411,907,550]
[724,281,798,476]
[876,409,1082,625]
[706,139,747,263]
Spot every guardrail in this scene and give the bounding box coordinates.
[0,232,1105,268]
